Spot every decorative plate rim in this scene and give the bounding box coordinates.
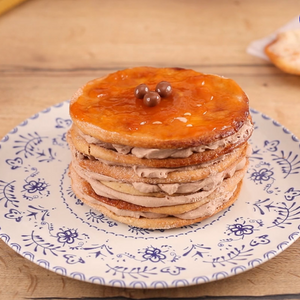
[0,101,300,289]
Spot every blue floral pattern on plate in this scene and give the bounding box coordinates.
[0,101,300,288]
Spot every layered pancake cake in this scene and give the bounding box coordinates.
[67,67,253,229]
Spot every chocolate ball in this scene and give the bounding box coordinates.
[155,81,172,97]
[143,91,161,107]
[134,84,149,99]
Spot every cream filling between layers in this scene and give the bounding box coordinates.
[72,157,246,207]
[73,157,246,197]
[71,175,236,220]
[74,144,251,180]
[174,188,235,219]
[78,119,253,159]
[132,158,246,195]
[76,149,228,179]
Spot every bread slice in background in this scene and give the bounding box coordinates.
[265,29,300,75]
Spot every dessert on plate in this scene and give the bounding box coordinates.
[67,67,253,229]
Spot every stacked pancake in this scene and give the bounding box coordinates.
[67,67,253,229]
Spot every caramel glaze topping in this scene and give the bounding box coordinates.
[70,67,250,149]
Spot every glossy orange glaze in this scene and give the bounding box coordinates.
[70,67,249,146]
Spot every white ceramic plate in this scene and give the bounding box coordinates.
[1,101,300,289]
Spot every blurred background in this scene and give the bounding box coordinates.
[1,0,300,299]
[1,0,299,137]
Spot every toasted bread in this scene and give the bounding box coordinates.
[265,29,300,75]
